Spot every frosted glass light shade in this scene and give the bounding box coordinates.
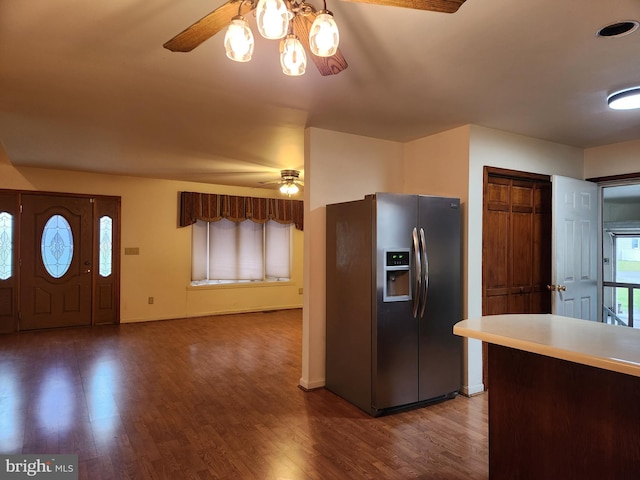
[280,182,300,195]
[309,12,339,57]
[608,87,640,110]
[256,0,291,39]
[224,17,254,62]
[280,35,306,76]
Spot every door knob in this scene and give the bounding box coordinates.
[547,284,566,292]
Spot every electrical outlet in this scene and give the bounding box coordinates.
[298,288,303,295]
[148,297,154,304]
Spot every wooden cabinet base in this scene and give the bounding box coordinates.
[489,344,640,479]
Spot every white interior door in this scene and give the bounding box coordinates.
[551,175,598,320]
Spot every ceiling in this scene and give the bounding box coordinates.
[2,0,640,189]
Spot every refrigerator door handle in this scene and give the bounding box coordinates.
[418,228,429,318]
[412,227,422,318]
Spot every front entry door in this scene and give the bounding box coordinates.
[551,175,598,320]
[20,194,93,330]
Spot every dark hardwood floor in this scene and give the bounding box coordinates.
[0,309,488,479]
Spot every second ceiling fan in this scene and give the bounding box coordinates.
[163,0,467,76]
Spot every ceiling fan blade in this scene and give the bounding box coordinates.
[261,180,305,186]
[293,14,348,76]
[339,0,466,13]
[163,0,248,52]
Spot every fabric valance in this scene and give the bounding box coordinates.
[179,191,304,231]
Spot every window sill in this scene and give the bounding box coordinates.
[187,280,295,291]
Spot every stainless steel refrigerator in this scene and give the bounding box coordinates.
[325,192,462,416]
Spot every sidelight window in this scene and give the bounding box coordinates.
[99,216,113,277]
[0,212,12,280]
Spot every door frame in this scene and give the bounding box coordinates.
[0,189,121,332]
[588,171,640,326]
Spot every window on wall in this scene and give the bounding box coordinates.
[99,216,113,277]
[191,219,291,285]
[0,212,12,280]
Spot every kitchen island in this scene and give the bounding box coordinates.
[454,314,640,479]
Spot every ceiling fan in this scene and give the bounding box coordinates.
[261,169,304,195]
[163,0,467,76]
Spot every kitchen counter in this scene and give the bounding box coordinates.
[454,314,640,479]
[454,313,640,377]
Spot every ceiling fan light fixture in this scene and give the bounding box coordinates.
[256,0,291,39]
[280,182,300,196]
[309,11,339,57]
[164,0,470,77]
[224,16,254,62]
[280,35,307,76]
[608,87,640,110]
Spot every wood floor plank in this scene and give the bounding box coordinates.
[0,309,488,479]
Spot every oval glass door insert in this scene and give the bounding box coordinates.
[41,214,74,278]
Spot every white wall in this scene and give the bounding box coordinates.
[404,125,471,200]
[584,139,640,178]
[300,127,404,389]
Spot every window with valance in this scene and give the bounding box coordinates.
[179,192,303,231]
[180,192,303,284]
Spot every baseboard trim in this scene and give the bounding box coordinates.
[298,377,325,391]
[459,383,486,397]
[122,305,303,324]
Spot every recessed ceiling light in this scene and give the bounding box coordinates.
[608,87,640,110]
[596,20,639,38]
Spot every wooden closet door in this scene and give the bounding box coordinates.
[482,169,552,316]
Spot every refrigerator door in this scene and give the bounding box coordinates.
[418,196,462,401]
[325,197,373,413]
[373,193,419,410]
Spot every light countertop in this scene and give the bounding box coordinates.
[454,314,640,377]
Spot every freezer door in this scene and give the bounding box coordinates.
[325,198,373,413]
[418,196,462,401]
[373,193,420,410]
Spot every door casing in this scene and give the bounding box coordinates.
[0,190,120,332]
